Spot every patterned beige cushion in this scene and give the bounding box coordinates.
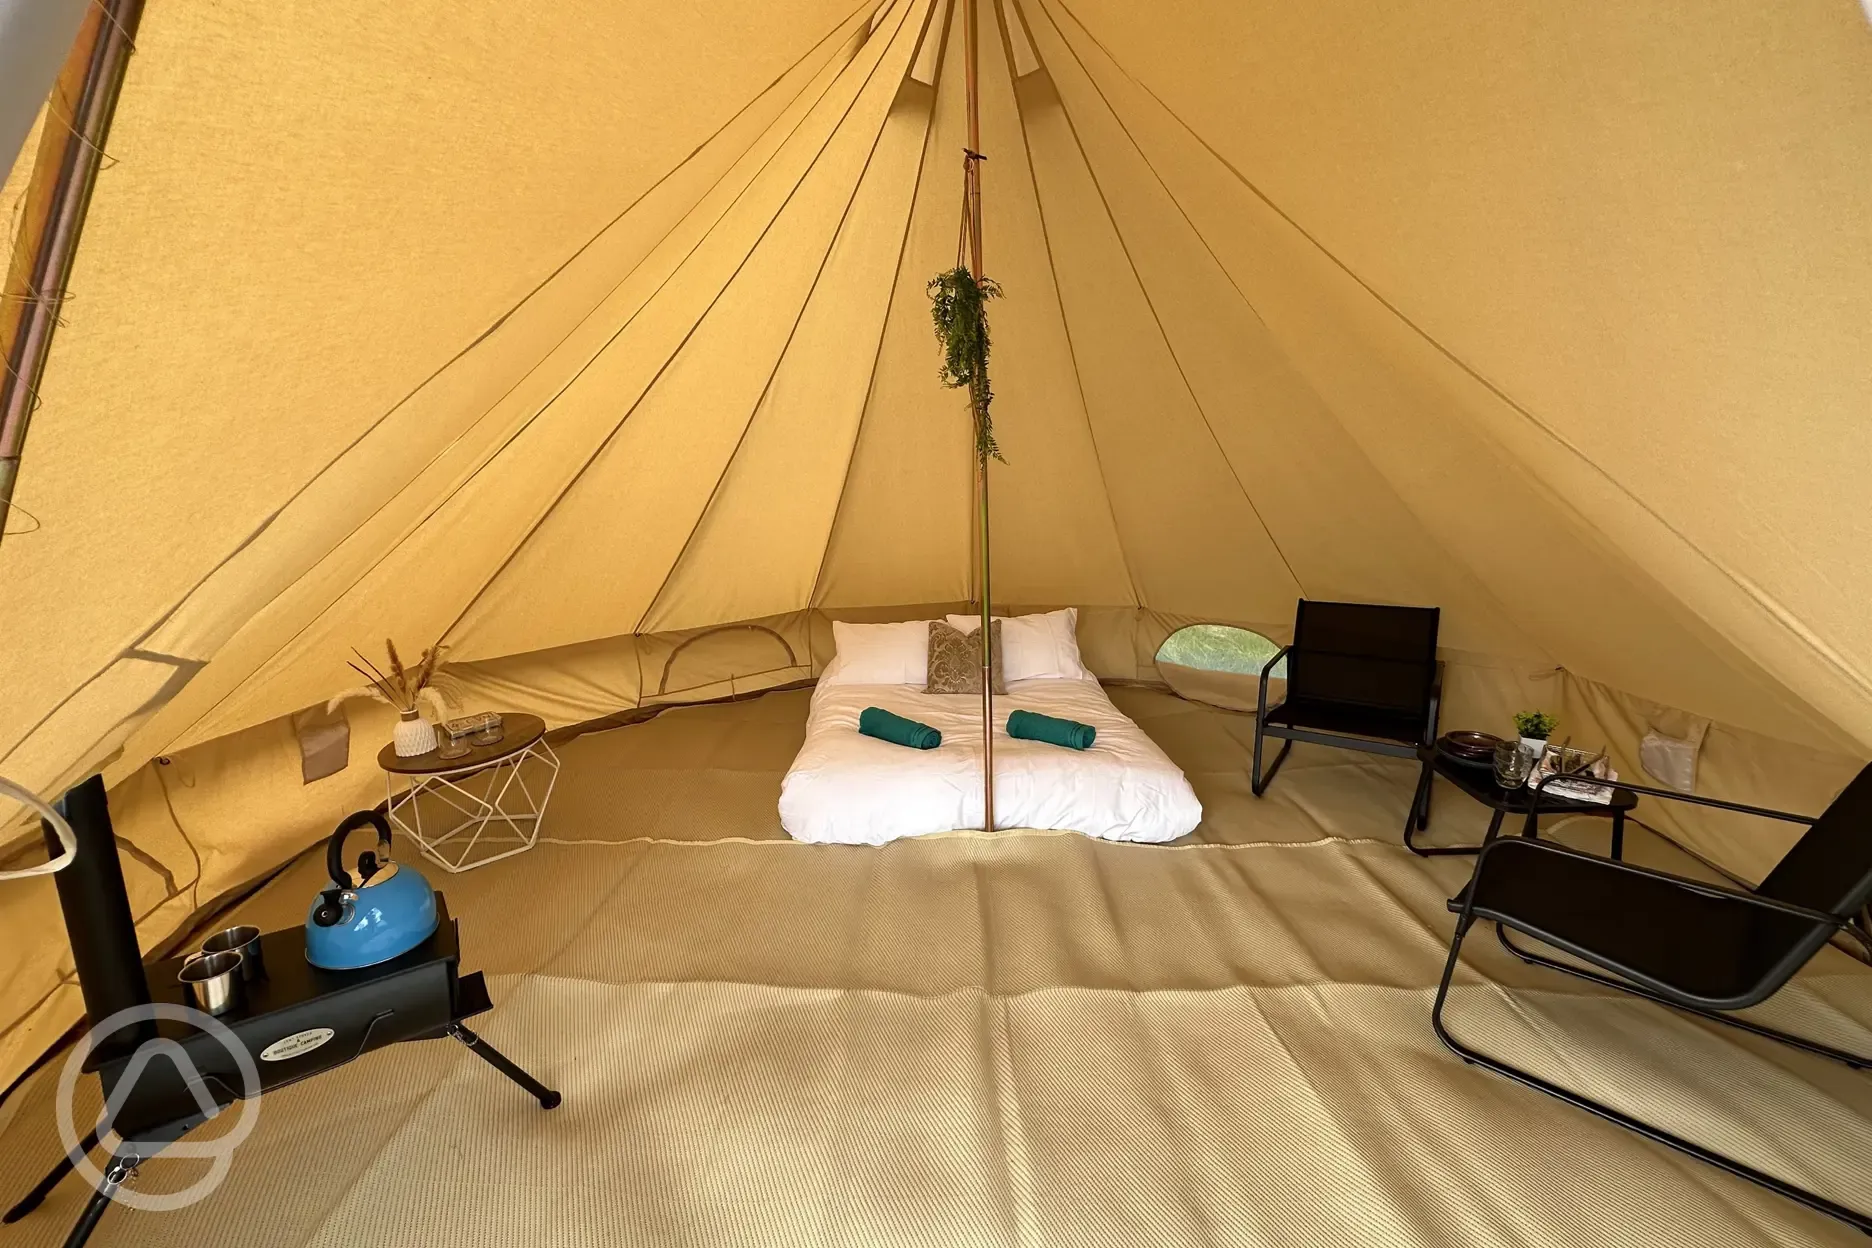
[925,619,1006,695]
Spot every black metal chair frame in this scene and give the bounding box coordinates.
[1251,602,1443,803]
[1435,772,1872,1233]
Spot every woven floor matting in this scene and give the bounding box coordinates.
[1,688,1866,1246]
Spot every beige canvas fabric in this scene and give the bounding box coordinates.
[0,0,1869,1090]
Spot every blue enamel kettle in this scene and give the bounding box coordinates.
[305,810,438,970]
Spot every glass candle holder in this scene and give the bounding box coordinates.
[1493,740,1531,789]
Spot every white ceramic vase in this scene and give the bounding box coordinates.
[1519,735,1549,763]
[393,709,438,757]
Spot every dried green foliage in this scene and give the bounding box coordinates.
[928,266,1006,463]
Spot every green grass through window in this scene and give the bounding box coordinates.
[1155,624,1285,677]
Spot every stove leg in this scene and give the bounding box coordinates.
[59,1148,134,1248]
[448,1023,561,1109]
[4,1125,100,1223]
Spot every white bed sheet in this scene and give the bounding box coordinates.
[779,676,1203,845]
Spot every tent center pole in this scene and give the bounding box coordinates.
[964,0,993,833]
[976,436,992,830]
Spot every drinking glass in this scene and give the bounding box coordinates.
[1493,741,1530,789]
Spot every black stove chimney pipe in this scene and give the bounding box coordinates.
[44,775,152,1058]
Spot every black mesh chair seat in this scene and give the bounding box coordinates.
[1433,762,1872,1233]
[1467,838,1832,1010]
[1263,696,1427,746]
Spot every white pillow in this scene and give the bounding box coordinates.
[825,620,933,686]
[943,607,1089,682]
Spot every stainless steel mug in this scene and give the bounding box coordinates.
[201,925,264,980]
[179,950,244,1016]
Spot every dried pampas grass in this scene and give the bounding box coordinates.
[328,639,456,718]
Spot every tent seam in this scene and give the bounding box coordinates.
[129,0,884,652]
[994,2,1142,610]
[809,3,959,611]
[138,4,892,754]
[1048,0,1872,723]
[1015,0,1303,598]
[7,0,886,770]
[1032,0,1560,667]
[433,0,924,647]
[638,0,941,633]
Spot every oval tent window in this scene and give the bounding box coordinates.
[1155,624,1284,712]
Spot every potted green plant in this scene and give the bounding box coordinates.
[1513,709,1558,762]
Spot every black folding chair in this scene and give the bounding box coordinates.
[1435,763,1872,1232]
[1252,600,1442,807]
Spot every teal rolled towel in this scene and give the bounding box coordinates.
[1007,709,1096,750]
[859,706,942,750]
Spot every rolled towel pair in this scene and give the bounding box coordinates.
[1007,708,1096,750]
[859,706,942,750]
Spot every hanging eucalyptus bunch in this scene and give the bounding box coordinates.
[928,265,1006,463]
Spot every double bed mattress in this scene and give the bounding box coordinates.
[780,675,1203,845]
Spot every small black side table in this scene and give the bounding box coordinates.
[1406,744,1638,858]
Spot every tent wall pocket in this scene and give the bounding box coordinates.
[1641,710,1712,794]
[291,704,351,785]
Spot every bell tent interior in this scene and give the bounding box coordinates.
[1,0,1871,1243]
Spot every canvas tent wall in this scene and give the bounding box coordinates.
[1,0,1869,1091]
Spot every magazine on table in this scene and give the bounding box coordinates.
[1530,746,1617,804]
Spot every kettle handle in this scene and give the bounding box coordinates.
[327,809,393,889]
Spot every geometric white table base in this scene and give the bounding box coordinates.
[382,729,560,874]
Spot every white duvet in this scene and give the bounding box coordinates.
[779,676,1203,845]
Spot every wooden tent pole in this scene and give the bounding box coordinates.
[963,0,993,833]
[0,0,144,546]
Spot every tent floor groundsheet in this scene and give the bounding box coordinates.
[1,688,1866,1246]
